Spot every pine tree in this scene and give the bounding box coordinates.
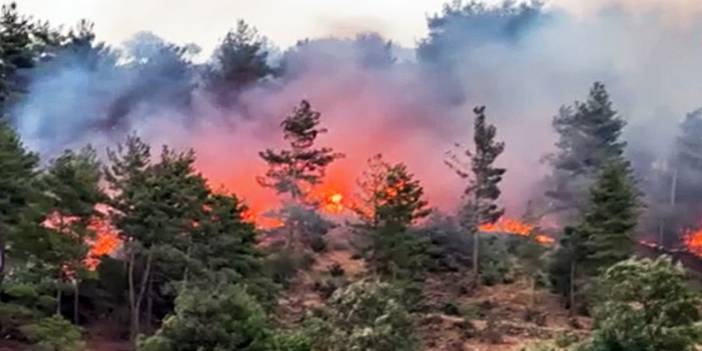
[375,161,431,231]
[352,154,392,229]
[548,226,586,314]
[258,100,343,248]
[665,109,702,243]
[42,146,104,322]
[0,121,39,288]
[446,106,506,283]
[546,82,627,217]
[0,2,34,113]
[0,2,61,114]
[579,160,640,274]
[105,136,209,344]
[206,20,272,107]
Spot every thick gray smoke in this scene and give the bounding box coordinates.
[11,1,702,217]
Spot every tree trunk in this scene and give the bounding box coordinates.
[56,279,62,316]
[472,229,479,284]
[73,280,79,324]
[569,259,576,316]
[128,247,137,343]
[472,190,481,286]
[182,241,192,289]
[132,251,153,344]
[529,276,537,310]
[146,276,153,333]
[0,234,6,289]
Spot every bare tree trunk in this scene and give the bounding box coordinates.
[0,234,6,289]
[670,167,678,207]
[128,248,137,343]
[472,228,479,284]
[472,191,481,286]
[73,280,79,324]
[56,278,62,316]
[569,259,576,316]
[133,251,153,344]
[146,276,153,334]
[529,276,537,310]
[182,240,192,289]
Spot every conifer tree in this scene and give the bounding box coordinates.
[352,154,392,229]
[0,121,39,288]
[546,82,627,217]
[206,20,272,107]
[579,160,640,274]
[42,146,104,322]
[0,2,61,114]
[353,155,430,278]
[446,106,506,283]
[0,2,34,113]
[105,136,209,344]
[663,109,702,244]
[375,161,431,231]
[258,100,343,248]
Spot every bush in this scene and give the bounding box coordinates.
[520,341,573,351]
[19,315,85,351]
[264,250,315,287]
[138,284,271,351]
[0,303,40,338]
[478,236,516,285]
[305,279,418,351]
[581,256,702,351]
[328,263,345,277]
[269,332,312,351]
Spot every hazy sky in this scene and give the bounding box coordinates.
[15,0,702,54]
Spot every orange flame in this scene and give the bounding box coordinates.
[684,226,702,256]
[84,218,121,270]
[479,217,554,245]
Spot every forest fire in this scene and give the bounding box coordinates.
[85,219,121,270]
[683,226,702,256]
[479,217,554,245]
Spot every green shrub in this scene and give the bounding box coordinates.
[581,256,702,351]
[520,341,571,351]
[305,279,418,351]
[554,331,580,348]
[479,236,516,286]
[264,250,315,287]
[269,332,312,351]
[328,263,345,277]
[19,315,85,351]
[441,302,460,316]
[138,284,271,351]
[0,302,40,337]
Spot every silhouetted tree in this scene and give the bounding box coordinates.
[446,106,506,284]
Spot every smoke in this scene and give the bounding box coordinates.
[10,1,702,219]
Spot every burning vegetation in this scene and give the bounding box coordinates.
[1,1,702,351]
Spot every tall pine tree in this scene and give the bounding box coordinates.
[206,20,272,107]
[105,136,209,344]
[258,100,343,248]
[42,146,104,322]
[579,160,640,274]
[546,82,627,218]
[0,121,38,288]
[446,106,506,284]
[0,2,61,115]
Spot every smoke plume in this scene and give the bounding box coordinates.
[11,1,702,219]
